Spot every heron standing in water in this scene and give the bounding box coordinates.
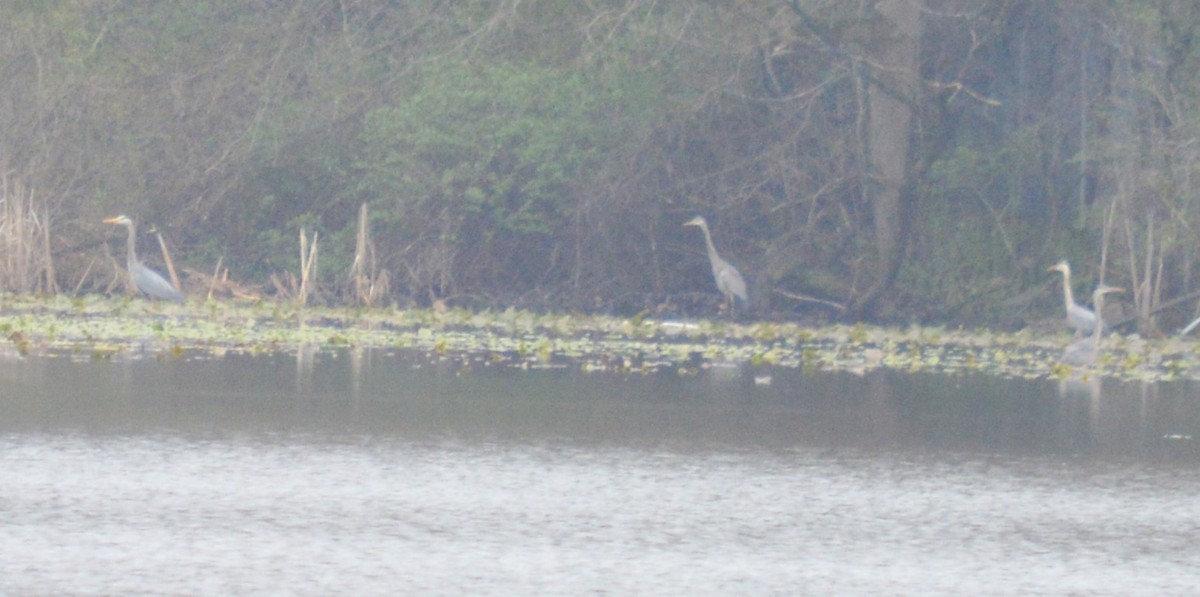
[1048,260,1097,335]
[683,216,748,315]
[104,215,185,302]
[1061,283,1122,367]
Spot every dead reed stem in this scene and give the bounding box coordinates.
[298,228,318,305]
[155,230,182,295]
[42,209,56,293]
[207,256,224,301]
[352,203,369,305]
[73,257,97,296]
[0,175,56,294]
[1117,200,1168,335]
[350,203,388,306]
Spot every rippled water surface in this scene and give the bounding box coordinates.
[2,350,1198,595]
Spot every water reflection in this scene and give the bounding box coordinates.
[3,350,1200,595]
[0,349,1196,462]
[1055,375,1199,460]
[295,341,317,395]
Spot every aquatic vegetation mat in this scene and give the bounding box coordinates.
[0,294,1197,383]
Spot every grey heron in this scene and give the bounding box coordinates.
[1061,284,1122,367]
[104,215,185,302]
[683,216,748,314]
[1048,260,1097,335]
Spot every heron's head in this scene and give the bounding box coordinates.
[103,215,133,226]
[1047,260,1070,275]
[1094,283,1123,300]
[683,216,707,228]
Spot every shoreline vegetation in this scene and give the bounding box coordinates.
[8,5,1200,333]
[1,295,1195,384]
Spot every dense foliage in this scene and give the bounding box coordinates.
[3,1,1200,330]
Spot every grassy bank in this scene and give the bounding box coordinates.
[0,295,1195,383]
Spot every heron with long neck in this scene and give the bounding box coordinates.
[1061,283,1122,367]
[104,215,184,302]
[683,215,748,315]
[1048,260,1097,335]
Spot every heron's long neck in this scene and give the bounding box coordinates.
[1059,271,1075,310]
[1090,295,1105,344]
[700,225,720,268]
[124,222,139,270]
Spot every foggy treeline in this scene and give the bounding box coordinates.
[2,1,1198,330]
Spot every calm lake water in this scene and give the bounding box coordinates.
[1,348,1198,595]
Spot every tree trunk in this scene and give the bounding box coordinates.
[850,0,922,317]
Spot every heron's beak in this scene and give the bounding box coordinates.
[103,216,121,224]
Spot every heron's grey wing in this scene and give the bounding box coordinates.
[717,264,749,306]
[1066,303,1096,333]
[132,265,184,302]
[1061,336,1096,366]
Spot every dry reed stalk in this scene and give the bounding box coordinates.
[1100,200,1114,283]
[350,203,389,306]
[352,203,369,305]
[1121,207,1152,333]
[155,230,182,295]
[73,257,97,296]
[207,256,224,301]
[1114,199,1170,334]
[182,265,261,301]
[100,243,123,294]
[0,176,56,294]
[41,207,56,293]
[298,228,318,305]
[270,272,292,298]
[1143,216,1154,322]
